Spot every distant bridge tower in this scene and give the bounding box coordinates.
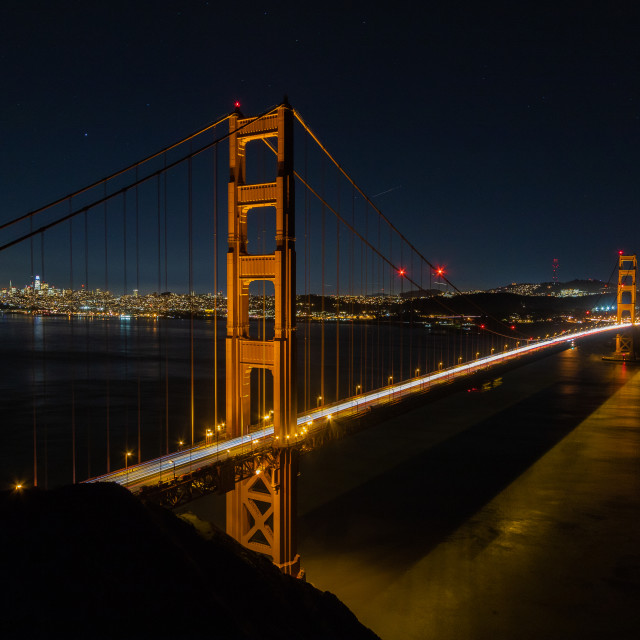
[225,103,300,575]
[615,254,636,357]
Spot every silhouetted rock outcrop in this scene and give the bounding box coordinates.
[0,483,379,640]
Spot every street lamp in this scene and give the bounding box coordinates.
[167,459,176,480]
[125,451,132,484]
[205,428,213,444]
[415,368,420,377]
[317,395,322,408]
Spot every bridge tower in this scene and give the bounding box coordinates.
[225,103,300,575]
[615,254,636,357]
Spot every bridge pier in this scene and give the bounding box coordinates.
[225,102,300,575]
[226,448,300,575]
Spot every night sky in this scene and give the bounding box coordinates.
[1,1,638,291]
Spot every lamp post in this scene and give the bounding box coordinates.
[317,395,322,408]
[167,459,176,480]
[125,451,132,484]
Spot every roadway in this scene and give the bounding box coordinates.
[85,322,624,490]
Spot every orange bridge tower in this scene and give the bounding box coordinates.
[615,254,637,358]
[225,102,300,575]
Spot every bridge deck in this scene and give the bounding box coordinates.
[85,323,623,491]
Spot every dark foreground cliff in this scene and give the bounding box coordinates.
[0,483,380,640]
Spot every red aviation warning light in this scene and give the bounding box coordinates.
[234,101,241,109]
[619,250,624,255]
[398,268,406,277]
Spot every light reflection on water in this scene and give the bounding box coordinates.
[294,337,640,640]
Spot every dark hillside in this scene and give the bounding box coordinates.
[0,483,379,640]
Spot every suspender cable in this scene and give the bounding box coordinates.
[123,190,128,296]
[69,202,74,291]
[377,214,381,389]
[135,168,140,294]
[83,209,91,479]
[135,178,141,463]
[213,137,219,432]
[164,158,169,455]
[69,208,76,484]
[30,216,37,487]
[349,186,354,398]
[320,152,325,408]
[40,232,48,488]
[335,182,340,401]
[123,193,130,462]
[400,240,404,381]
[303,143,309,412]
[188,156,195,451]
[104,192,111,472]
[104,184,109,294]
[362,202,367,393]
[389,227,393,385]
[156,173,163,457]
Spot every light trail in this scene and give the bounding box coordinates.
[85,322,626,489]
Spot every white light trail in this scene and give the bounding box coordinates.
[85,322,625,488]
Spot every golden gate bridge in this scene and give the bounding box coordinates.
[0,101,631,576]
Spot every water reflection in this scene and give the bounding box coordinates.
[297,338,640,639]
